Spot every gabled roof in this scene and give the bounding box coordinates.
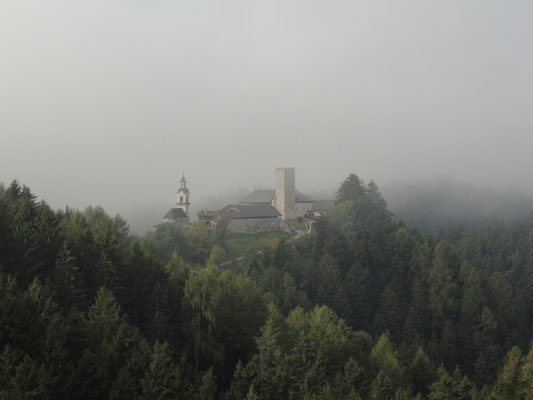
[240,189,315,203]
[218,203,281,219]
[240,190,275,203]
[295,191,315,202]
[164,208,189,220]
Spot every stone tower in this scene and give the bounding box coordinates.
[176,173,190,214]
[275,167,296,220]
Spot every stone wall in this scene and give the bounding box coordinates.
[228,217,291,234]
[295,201,314,218]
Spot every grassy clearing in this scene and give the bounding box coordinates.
[226,231,290,256]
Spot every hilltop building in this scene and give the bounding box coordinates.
[159,173,190,230]
[198,168,332,233]
[239,168,316,219]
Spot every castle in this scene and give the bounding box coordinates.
[161,168,334,233]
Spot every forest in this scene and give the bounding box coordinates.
[1,175,533,399]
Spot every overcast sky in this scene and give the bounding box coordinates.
[1,0,532,228]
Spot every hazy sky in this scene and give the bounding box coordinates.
[1,0,532,226]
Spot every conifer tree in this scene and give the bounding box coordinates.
[523,344,533,399]
[409,347,437,398]
[197,367,217,400]
[369,370,395,400]
[252,317,290,399]
[246,384,260,400]
[140,341,187,400]
[369,333,404,388]
[328,358,365,400]
[336,174,365,203]
[428,366,475,400]
[86,287,122,341]
[343,263,374,331]
[52,247,85,310]
[0,347,51,400]
[289,332,326,398]
[490,346,526,400]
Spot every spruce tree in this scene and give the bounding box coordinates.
[409,347,437,398]
[491,346,526,400]
[140,341,187,400]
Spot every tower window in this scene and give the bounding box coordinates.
[180,196,184,203]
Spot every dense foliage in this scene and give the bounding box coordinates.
[1,177,533,399]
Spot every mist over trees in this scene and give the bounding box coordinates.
[2,176,533,399]
[122,176,533,236]
[383,177,533,233]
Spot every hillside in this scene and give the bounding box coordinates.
[1,177,533,399]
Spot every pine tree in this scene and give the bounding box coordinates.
[0,347,51,400]
[343,263,374,331]
[246,384,259,400]
[373,266,410,341]
[289,332,326,398]
[409,347,437,398]
[329,358,366,400]
[336,174,365,203]
[523,344,533,399]
[429,366,475,400]
[370,370,395,400]
[225,360,254,400]
[491,346,526,400]
[369,333,404,388]
[76,287,150,399]
[52,247,85,310]
[140,341,187,400]
[252,318,290,399]
[473,307,502,385]
[86,287,122,342]
[197,367,217,400]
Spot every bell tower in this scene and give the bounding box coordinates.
[275,167,296,220]
[176,173,190,214]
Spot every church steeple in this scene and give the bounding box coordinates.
[176,172,190,214]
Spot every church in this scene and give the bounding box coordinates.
[161,174,191,230]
